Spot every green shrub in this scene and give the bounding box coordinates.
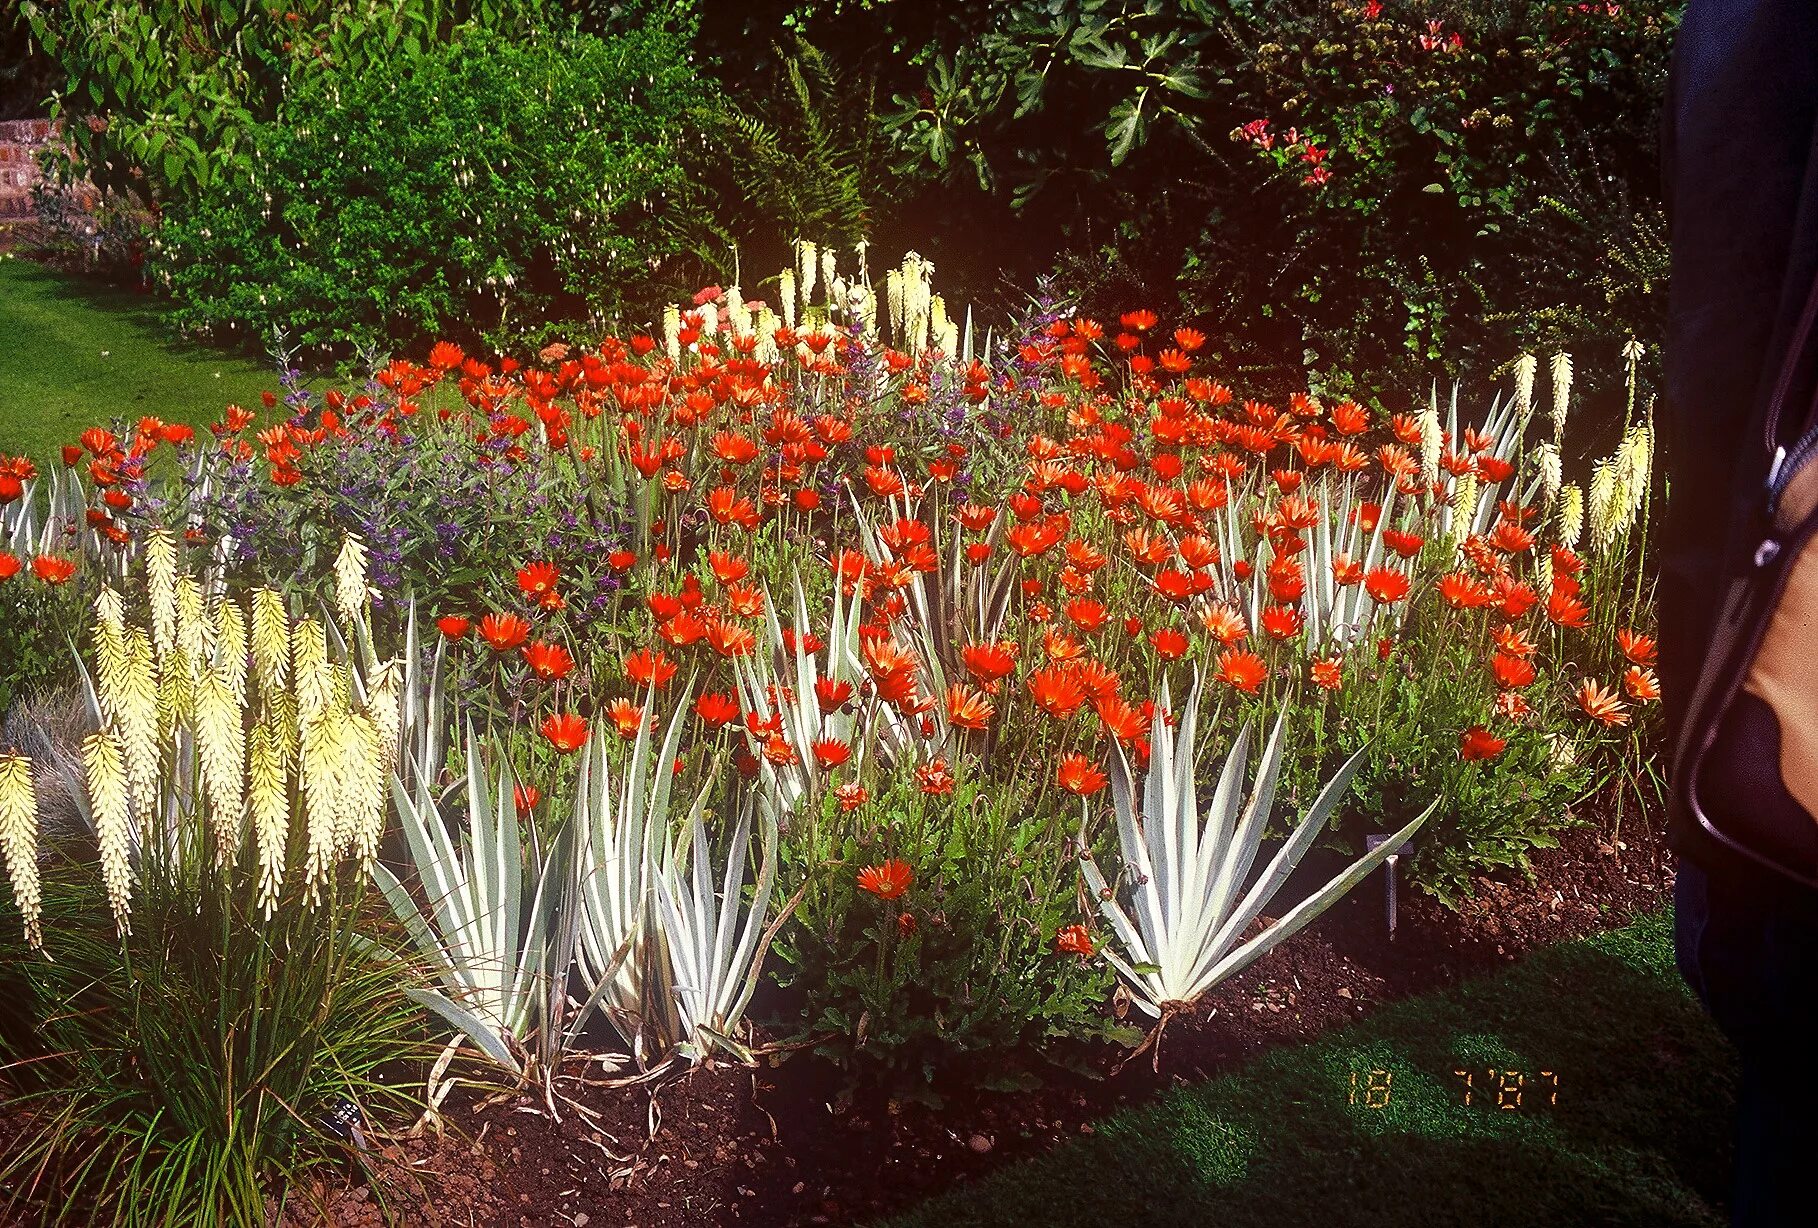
[153,25,712,354]
[18,0,557,207]
[774,761,1129,1102]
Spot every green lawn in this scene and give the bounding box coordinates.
[886,911,1734,1228]
[0,256,279,461]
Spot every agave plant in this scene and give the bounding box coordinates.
[374,724,626,1078]
[734,575,870,815]
[846,487,1020,707]
[1082,679,1432,1019]
[654,790,784,1065]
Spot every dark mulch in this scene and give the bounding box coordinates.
[266,802,1675,1228]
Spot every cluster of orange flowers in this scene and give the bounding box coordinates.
[11,291,1656,933]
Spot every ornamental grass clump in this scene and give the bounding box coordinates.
[0,534,425,1228]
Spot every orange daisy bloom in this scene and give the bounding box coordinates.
[1622,666,1661,703]
[1458,726,1508,761]
[1616,629,1658,667]
[1576,679,1630,727]
[858,859,913,900]
[1214,649,1268,694]
[946,683,997,731]
[1056,753,1109,796]
[541,712,588,753]
[522,641,576,681]
[479,612,532,652]
[1363,567,1410,605]
[1054,923,1094,956]
[1029,664,1088,719]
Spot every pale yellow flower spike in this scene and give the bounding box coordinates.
[84,731,134,934]
[342,710,386,869]
[1513,353,1538,425]
[367,660,403,774]
[250,588,290,696]
[1549,352,1573,444]
[174,575,211,670]
[1535,441,1563,507]
[0,755,42,949]
[333,535,371,631]
[246,717,290,918]
[110,626,160,821]
[298,694,344,905]
[193,666,246,868]
[214,596,248,709]
[145,529,178,658]
[293,618,330,720]
[154,625,194,748]
[1559,483,1585,551]
[1451,472,1479,551]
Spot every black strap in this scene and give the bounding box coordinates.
[1761,267,1818,453]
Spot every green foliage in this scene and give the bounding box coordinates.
[1335,636,1595,905]
[762,0,1678,403]
[17,0,556,206]
[774,762,1129,1102]
[151,25,712,353]
[0,852,428,1227]
[710,39,900,260]
[0,580,81,716]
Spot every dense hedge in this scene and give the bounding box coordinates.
[152,24,709,352]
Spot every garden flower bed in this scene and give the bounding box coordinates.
[0,248,1664,1227]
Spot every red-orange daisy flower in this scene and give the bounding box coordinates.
[1054,923,1094,956]
[857,859,913,900]
[1575,679,1630,727]
[522,641,576,681]
[541,712,588,753]
[1214,648,1268,694]
[479,612,532,652]
[1057,753,1109,796]
[1458,726,1508,761]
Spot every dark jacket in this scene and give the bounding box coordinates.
[1661,0,1818,902]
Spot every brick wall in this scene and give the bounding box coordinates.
[0,118,59,220]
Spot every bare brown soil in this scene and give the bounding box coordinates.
[262,806,1674,1228]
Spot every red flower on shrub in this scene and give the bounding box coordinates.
[1214,649,1268,694]
[523,641,575,681]
[857,859,913,900]
[1363,567,1410,604]
[915,759,955,795]
[1616,629,1657,666]
[31,555,76,585]
[1057,754,1108,796]
[695,692,739,728]
[1458,726,1507,761]
[516,560,561,606]
[625,647,676,690]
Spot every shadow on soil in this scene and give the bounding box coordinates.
[885,912,1735,1228]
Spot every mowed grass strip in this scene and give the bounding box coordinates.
[885,911,1734,1228]
[0,257,278,461]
